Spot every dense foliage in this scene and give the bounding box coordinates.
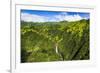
[21,19,90,63]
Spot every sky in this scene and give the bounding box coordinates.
[21,9,90,22]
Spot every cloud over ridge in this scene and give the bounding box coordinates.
[21,11,89,22]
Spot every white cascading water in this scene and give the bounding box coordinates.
[56,45,58,54]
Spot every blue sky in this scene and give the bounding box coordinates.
[21,9,90,22]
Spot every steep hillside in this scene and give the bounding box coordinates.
[21,19,90,63]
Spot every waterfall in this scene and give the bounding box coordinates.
[55,45,58,54]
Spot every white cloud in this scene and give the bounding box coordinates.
[55,12,83,22]
[65,14,83,21]
[21,12,85,22]
[21,13,46,22]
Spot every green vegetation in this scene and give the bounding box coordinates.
[21,19,90,63]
